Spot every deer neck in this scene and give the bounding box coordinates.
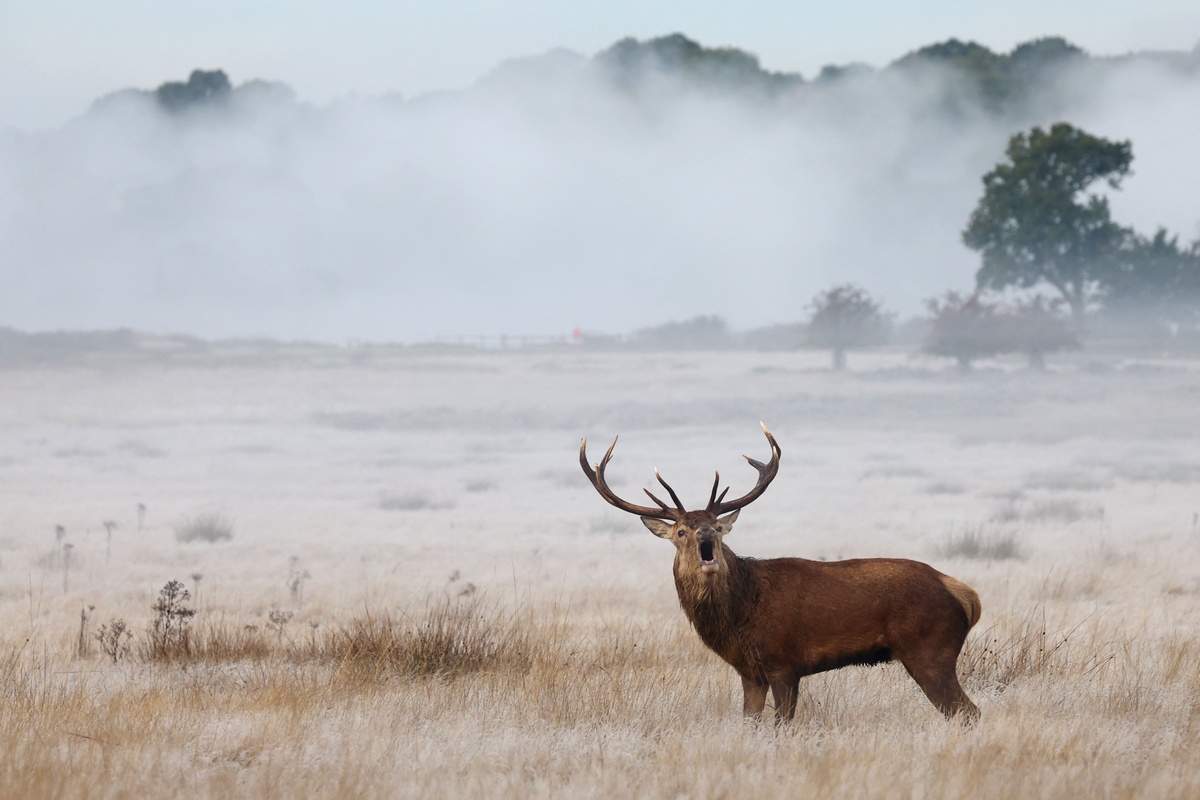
[673,545,757,659]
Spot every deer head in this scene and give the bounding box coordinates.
[580,423,781,578]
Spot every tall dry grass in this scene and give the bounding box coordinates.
[2,583,1199,800]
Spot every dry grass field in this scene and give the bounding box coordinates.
[2,344,1199,798]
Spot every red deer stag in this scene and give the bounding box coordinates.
[580,423,981,724]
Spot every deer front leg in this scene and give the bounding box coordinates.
[741,675,768,721]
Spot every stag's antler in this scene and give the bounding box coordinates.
[706,422,782,516]
[579,436,684,521]
[581,423,782,520]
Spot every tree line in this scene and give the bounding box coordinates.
[621,121,1199,369]
[798,122,1200,370]
[90,33,1200,121]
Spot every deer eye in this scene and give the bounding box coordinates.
[677,530,686,538]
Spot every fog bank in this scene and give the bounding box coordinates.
[2,38,1198,342]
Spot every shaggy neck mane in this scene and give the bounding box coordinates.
[673,546,759,661]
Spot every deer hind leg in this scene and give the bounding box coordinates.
[769,676,800,726]
[900,655,980,724]
[741,676,768,722]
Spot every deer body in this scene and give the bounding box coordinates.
[581,425,981,724]
[671,539,980,721]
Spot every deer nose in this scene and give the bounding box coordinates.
[697,528,717,543]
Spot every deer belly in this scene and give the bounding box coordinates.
[801,645,893,674]
[775,628,894,675]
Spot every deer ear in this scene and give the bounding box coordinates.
[641,517,675,538]
[715,509,740,535]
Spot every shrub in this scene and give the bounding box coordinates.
[174,513,234,543]
[923,291,1009,369]
[806,283,890,369]
[1005,295,1080,368]
[94,619,132,663]
[145,580,196,660]
[938,527,1023,560]
[924,292,1079,369]
[319,596,532,679]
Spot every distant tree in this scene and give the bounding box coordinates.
[892,39,1009,111]
[892,39,1003,75]
[923,292,1009,371]
[924,292,1079,370]
[1006,37,1087,79]
[156,69,232,113]
[595,34,801,96]
[1098,227,1200,332]
[889,37,1090,115]
[806,284,889,370]
[962,123,1133,321]
[1004,296,1080,369]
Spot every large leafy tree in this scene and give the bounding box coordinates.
[962,123,1133,320]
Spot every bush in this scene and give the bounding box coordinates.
[938,527,1022,560]
[806,283,890,369]
[174,513,234,543]
[317,596,532,679]
[144,580,196,660]
[94,619,132,663]
[923,292,1079,369]
[1005,296,1079,368]
[923,292,1009,369]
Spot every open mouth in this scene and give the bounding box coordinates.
[699,540,718,572]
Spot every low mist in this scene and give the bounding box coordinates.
[2,36,1198,342]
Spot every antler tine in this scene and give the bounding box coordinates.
[704,473,732,511]
[578,436,599,482]
[706,471,721,510]
[709,422,782,517]
[599,435,619,471]
[643,488,673,513]
[654,468,686,512]
[579,436,681,520]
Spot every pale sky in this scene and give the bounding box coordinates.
[2,1,1198,130]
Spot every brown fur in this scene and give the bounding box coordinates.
[582,428,981,725]
[646,511,982,725]
[939,574,983,628]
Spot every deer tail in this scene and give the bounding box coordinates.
[940,575,982,629]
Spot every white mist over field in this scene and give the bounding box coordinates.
[2,347,1198,627]
[1,47,1199,342]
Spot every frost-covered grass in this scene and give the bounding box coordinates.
[2,348,1199,798]
[3,583,1199,799]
